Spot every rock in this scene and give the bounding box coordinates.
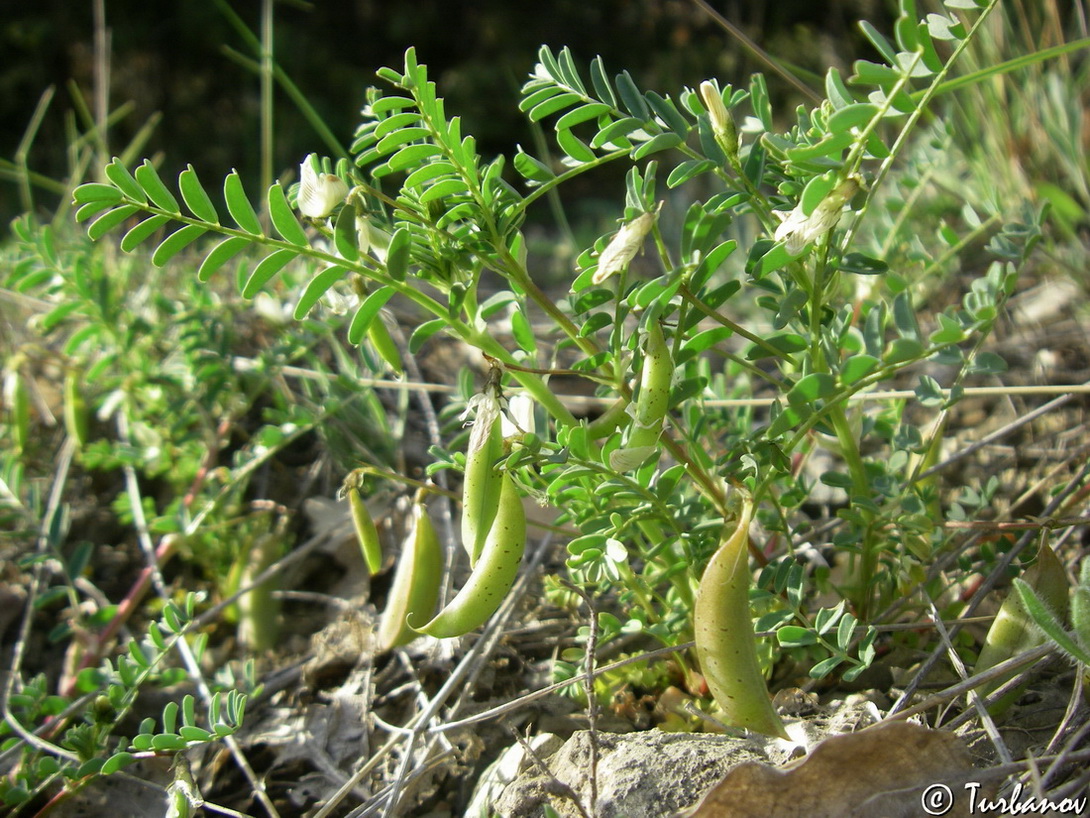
[466,733,565,818]
[491,730,791,818]
[486,698,884,817]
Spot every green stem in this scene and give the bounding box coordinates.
[842,0,1001,251]
[469,329,577,426]
[679,285,796,370]
[518,149,630,215]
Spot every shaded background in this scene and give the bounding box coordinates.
[1,0,888,225]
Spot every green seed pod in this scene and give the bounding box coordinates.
[693,491,788,738]
[585,396,632,440]
[377,502,443,651]
[462,401,504,567]
[343,472,383,575]
[237,532,283,653]
[609,320,672,471]
[416,472,525,638]
[3,366,30,454]
[63,367,88,447]
[974,543,1069,712]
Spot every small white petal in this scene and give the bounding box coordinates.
[297,155,348,219]
[501,393,534,437]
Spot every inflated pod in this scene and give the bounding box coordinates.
[415,472,525,638]
[377,502,443,651]
[609,320,672,471]
[693,491,788,738]
[461,404,504,567]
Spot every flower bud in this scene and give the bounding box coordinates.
[699,81,738,162]
[297,154,348,219]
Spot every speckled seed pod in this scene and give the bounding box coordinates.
[416,473,525,638]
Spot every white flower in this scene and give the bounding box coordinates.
[592,204,661,285]
[297,154,348,219]
[460,369,535,448]
[773,176,861,256]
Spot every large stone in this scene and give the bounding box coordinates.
[490,730,791,818]
[484,696,884,817]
